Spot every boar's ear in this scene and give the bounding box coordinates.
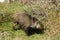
[33,17,38,22]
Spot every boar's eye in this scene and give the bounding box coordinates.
[33,17,38,22]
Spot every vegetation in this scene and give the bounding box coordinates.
[0,0,60,40]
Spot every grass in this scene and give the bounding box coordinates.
[0,2,60,40]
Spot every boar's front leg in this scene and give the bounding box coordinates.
[24,28,29,36]
[23,26,31,36]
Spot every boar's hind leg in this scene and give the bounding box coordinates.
[13,21,19,30]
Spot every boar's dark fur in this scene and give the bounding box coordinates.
[12,11,44,36]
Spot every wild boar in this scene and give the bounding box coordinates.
[12,11,43,35]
